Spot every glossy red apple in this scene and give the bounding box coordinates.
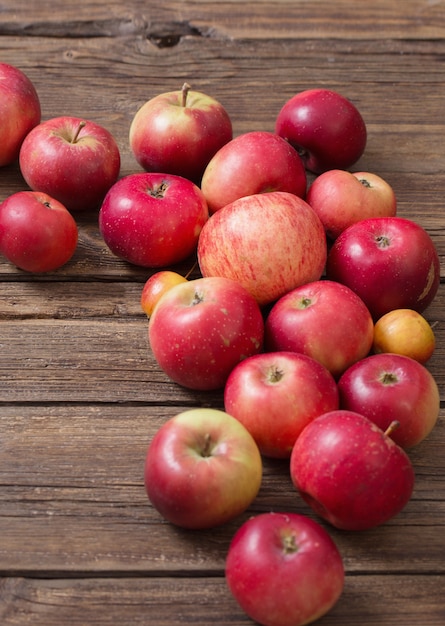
[99,172,209,268]
[198,191,327,307]
[201,131,307,213]
[225,512,345,626]
[338,353,440,449]
[19,116,121,212]
[0,62,41,167]
[144,408,262,529]
[326,216,440,320]
[264,280,374,378]
[306,169,397,240]
[129,82,232,185]
[290,410,415,530]
[148,276,264,390]
[275,88,367,173]
[224,351,339,458]
[0,190,78,273]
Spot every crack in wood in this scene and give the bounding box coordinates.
[0,18,208,48]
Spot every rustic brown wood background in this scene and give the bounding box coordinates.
[0,1,444,624]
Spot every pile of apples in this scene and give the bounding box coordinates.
[0,63,441,626]
[133,85,441,626]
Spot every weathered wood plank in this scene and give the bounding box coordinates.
[0,282,443,401]
[1,0,445,41]
[0,405,443,575]
[0,574,444,626]
[0,575,445,626]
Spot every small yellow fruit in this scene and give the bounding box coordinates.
[373,308,436,364]
[140,270,188,317]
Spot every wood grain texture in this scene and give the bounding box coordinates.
[0,1,444,624]
[0,575,444,626]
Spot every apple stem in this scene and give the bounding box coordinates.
[72,121,87,143]
[282,534,298,555]
[181,82,191,107]
[384,420,400,438]
[185,261,197,280]
[202,433,213,457]
[268,366,284,384]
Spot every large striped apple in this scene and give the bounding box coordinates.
[197,191,327,307]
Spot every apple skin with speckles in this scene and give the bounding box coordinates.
[148,276,264,390]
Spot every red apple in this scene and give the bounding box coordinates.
[200,131,307,213]
[275,88,367,173]
[225,512,345,626]
[198,191,327,307]
[148,276,264,390]
[264,280,374,378]
[0,63,41,167]
[290,410,415,530]
[338,353,440,449]
[99,172,209,268]
[0,190,78,273]
[19,116,121,212]
[144,408,262,529]
[140,270,189,317]
[224,351,339,458]
[306,170,397,240]
[129,82,232,185]
[326,216,440,320]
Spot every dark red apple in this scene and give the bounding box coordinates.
[326,216,440,320]
[275,88,367,173]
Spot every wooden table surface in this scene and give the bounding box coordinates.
[0,1,444,624]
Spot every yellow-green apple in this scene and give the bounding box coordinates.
[144,408,262,529]
[224,351,339,458]
[129,83,232,185]
[275,88,367,173]
[290,410,415,530]
[225,512,344,626]
[0,62,41,167]
[140,270,188,317]
[326,216,440,320]
[197,191,327,307]
[148,276,264,390]
[0,190,78,273]
[201,131,307,213]
[373,308,436,364]
[306,170,397,240]
[338,353,440,449]
[265,280,374,378]
[99,172,209,268]
[19,116,121,212]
